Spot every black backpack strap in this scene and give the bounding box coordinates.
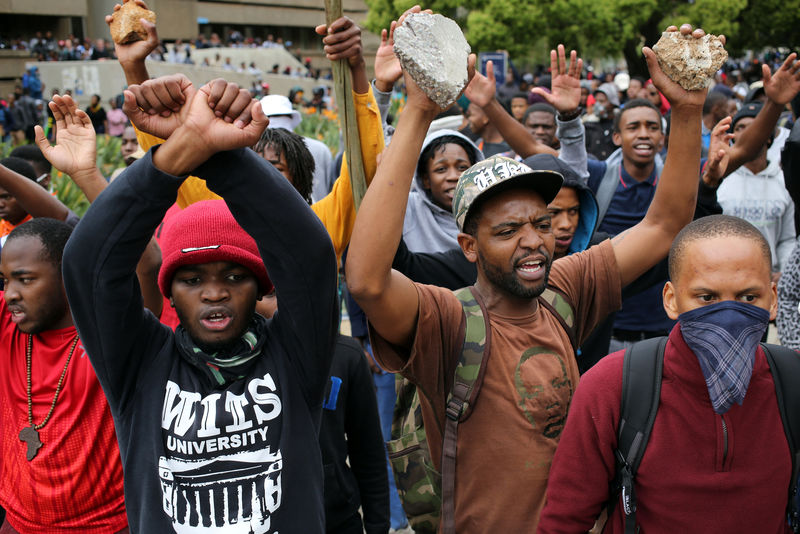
[441,286,492,534]
[761,343,800,532]
[614,336,667,534]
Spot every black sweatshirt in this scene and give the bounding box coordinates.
[392,238,476,289]
[63,147,338,534]
[319,335,389,534]
[782,120,800,230]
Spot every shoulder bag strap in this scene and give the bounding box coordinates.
[441,286,492,534]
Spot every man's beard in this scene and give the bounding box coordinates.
[24,290,70,335]
[478,249,552,299]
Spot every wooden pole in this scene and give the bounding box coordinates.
[324,0,367,211]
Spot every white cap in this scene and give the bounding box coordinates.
[260,95,302,130]
[614,72,630,92]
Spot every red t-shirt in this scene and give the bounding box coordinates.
[0,296,127,533]
[0,214,33,240]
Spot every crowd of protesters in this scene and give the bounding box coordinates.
[1,1,800,534]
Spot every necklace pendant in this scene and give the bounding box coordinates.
[19,426,42,461]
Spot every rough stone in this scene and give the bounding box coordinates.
[652,31,728,91]
[110,1,157,45]
[393,13,471,109]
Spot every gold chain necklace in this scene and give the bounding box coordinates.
[18,333,79,461]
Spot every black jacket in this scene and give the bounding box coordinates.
[782,120,800,230]
[320,335,389,533]
[584,118,617,161]
[63,147,338,534]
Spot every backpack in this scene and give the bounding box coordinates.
[613,337,800,533]
[387,285,576,534]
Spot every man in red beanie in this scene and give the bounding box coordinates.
[62,75,338,534]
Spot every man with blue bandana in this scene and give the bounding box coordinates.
[539,214,794,533]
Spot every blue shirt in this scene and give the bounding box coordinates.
[588,160,675,332]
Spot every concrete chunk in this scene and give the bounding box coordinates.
[109,1,156,44]
[652,31,728,91]
[393,13,471,108]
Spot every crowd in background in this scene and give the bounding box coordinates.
[0,29,327,77]
[1,6,800,533]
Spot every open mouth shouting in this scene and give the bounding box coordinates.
[515,256,548,282]
[200,308,233,331]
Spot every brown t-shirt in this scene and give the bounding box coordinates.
[370,239,622,531]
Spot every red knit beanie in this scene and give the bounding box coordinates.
[158,200,272,297]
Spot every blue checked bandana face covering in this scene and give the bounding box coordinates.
[678,300,770,414]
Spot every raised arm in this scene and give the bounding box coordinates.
[724,53,800,174]
[466,61,556,157]
[35,95,107,202]
[309,16,385,260]
[107,0,177,160]
[185,98,338,402]
[465,45,582,159]
[316,16,368,94]
[347,43,475,347]
[121,71,254,208]
[63,77,269,409]
[0,163,69,222]
[372,20,402,125]
[536,45,588,179]
[61,78,200,408]
[611,25,709,287]
[36,94,164,316]
[700,116,734,188]
[106,0,158,86]
[529,44,585,123]
[133,77,337,399]
[371,7,429,126]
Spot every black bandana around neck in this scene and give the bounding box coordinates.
[175,314,268,387]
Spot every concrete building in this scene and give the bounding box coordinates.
[1,0,371,43]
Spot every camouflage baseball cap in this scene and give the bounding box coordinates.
[452,155,564,231]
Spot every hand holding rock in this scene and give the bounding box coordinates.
[393,12,471,109]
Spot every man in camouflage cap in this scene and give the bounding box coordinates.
[346,27,709,532]
[452,155,563,232]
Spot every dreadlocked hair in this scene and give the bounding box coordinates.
[253,127,315,204]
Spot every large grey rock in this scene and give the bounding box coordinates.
[652,31,727,91]
[393,13,471,108]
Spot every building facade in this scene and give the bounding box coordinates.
[1,0,377,96]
